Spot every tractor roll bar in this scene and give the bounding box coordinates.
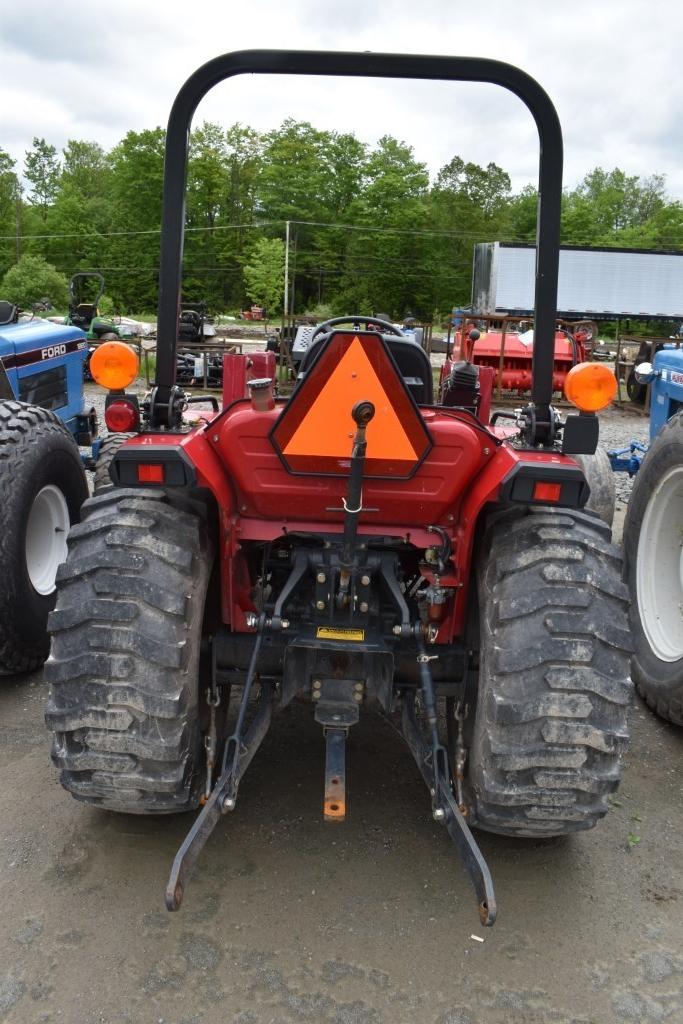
[153,50,563,433]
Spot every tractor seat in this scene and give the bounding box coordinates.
[76,303,96,322]
[0,301,17,325]
[298,332,433,405]
[178,310,203,344]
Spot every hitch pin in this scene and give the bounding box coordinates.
[203,685,221,802]
[454,701,469,812]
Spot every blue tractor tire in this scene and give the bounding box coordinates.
[0,400,88,674]
[624,410,683,723]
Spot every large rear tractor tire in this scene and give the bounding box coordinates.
[93,432,135,493]
[45,489,214,813]
[624,411,683,724]
[626,368,647,405]
[467,508,632,837]
[0,400,88,674]
[574,449,616,527]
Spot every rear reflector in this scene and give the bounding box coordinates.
[270,330,431,477]
[533,481,562,502]
[137,464,165,483]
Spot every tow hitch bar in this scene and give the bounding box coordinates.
[165,623,271,912]
[165,619,496,925]
[401,641,497,927]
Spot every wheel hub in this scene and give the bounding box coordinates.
[25,485,70,596]
[636,465,683,662]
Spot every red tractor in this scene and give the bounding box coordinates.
[451,320,590,395]
[44,51,630,927]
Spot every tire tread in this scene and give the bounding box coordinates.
[0,400,87,673]
[45,489,212,813]
[469,508,632,837]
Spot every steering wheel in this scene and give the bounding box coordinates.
[309,315,404,346]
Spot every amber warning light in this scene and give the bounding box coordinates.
[90,341,139,391]
[270,332,431,477]
[564,362,617,412]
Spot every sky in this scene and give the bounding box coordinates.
[1,0,681,201]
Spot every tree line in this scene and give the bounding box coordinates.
[1,121,682,321]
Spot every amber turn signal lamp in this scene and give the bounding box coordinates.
[564,362,617,412]
[90,341,139,391]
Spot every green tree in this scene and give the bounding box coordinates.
[0,150,21,277]
[185,122,231,308]
[0,151,20,225]
[243,237,285,312]
[560,191,596,245]
[208,124,264,309]
[106,128,165,310]
[574,167,667,239]
[256,121,339,312]
[24,138,60,221]
[1,254,69,308]
[61,140,108,199]
[506,184,537,242]
[188,122,228,230]
[257,120,333,224]
[333,135,434,317]
[44,140,112,274]
[434,156,511,217]
[424,155,512,313]
[630,201,683,248]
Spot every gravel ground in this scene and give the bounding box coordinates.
[1,381,679,1024]
[596,404,650,540]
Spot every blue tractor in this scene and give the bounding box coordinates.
[621,345,683,723]
[0,300,95,674]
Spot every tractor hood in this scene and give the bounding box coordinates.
[0,318,87,369]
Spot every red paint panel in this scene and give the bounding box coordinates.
[215,402,487,527]
[221,351,276,406]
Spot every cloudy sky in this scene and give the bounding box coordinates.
[1,0,680,199]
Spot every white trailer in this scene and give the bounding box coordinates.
[472,242,683,320]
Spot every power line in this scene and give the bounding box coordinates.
[0,221,278,241]
[0,218,538,243]
[4,223,682,246]
[50,264,468,282]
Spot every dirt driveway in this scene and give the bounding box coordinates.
[1,405,682,1024]
[2,671,682,1024]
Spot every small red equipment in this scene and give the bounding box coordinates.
[451,323,587,394]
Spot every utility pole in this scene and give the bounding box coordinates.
[15,193,21,262]
[290,231,297,319]
[282,220,290,334]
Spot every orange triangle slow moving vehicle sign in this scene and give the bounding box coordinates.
[271,331,432,477]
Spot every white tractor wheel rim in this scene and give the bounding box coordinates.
[636,465,683,662]
[25,485,70,596]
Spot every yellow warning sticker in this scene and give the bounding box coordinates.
[316,627,365,642]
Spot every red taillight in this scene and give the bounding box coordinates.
[137,464,164,483]
[533,481,562,502]
[105,399,139,433]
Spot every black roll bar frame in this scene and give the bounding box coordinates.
[152,50,563,437]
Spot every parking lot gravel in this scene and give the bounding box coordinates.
[1,386,680,1024]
